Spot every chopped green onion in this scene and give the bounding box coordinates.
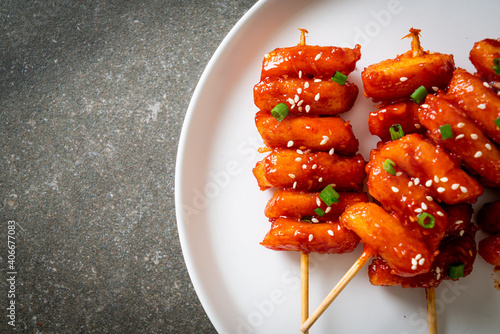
[319,185,340,206]
[439,124,454,140]
[495,116,500,130]
[417,212,435,229]
[493,58,500,75]
[331,71,347,85]
[410,85,428,104]
[389,124,405,141]
[314,208,326,217]
[301,216,313,223]
[270,103,289,122]
[383,159,397,176]
[448,263,465,279]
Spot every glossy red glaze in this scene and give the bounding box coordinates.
[260,218,360,254]
[260,44,361,79]
[255,111,359,154]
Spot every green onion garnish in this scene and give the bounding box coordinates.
[410,85,428,104]
[314,208,326,217]
[270,103,289,122]
[331,71,347,85]
[383,159,397,176]
[493,58,500,75]
[439,124,454,140]
[495,116,500,130]
[417,212,435,229]
[389,124,405,141]
[319,185,340,206]
[448,263,465,279]
[301,216,313,223]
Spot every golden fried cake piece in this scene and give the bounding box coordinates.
[362,28,455,102]
[469,38,500,85]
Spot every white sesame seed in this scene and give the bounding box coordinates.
[455,220,463,225]
[298,106,303,112]
[295,157,302,162]
[297,88,302,94]
[478,103,486,109]
[437,211,444,217]
[302,164,307,169]
[451,183,459,190]
[328,230,334,236]
[485,143,492,150]
[440,177,448,182]
[294,95,300,103]
[415,123,422,129]
[484,82,491,88]
[421,104,429,108]
[309,234,314,241]
[396,172,402,176]
[414,178,420,185]
[432,86,439,92]
[418,258,425,266]
[297,100,304,106]
[415,254,422,260]
[299,70,302,79]
[315,93,320,101]
[391,186,399,193]
[318,177,323,182]
[320,136,329,145]
[415,208,423,213]
[293,181,297,189]
[289,174,296,179]
[400,76,408,82]
[412,258,418,266]
[337,224,341,231]
[305,105,310,113]
[457,122,465,128]
[408,181,414,187]
[412,265,417,270]
[426,196,433,201]
[297,149,303,154]
[471,133,478,140]
[421,203,428,210]
[325,206,331,213]
[315,53,321,61]
[287,140,294,147]
[287,98,295,105]
[314,78,322,82]
[455,134,465,140]
[437,187,445,193]
[316,198,321,206]
[434,175,440,183]
[402,196,407,201]
[460,186,468,193]
[304,81,309,88]
[436,267,441,274]
[329,148,335,155]
[426,180,433,187]
[312,164,317,169]
[474,151,482,158]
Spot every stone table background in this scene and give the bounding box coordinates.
[1,0,257,332]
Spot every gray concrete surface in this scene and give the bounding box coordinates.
[1,0,257,332]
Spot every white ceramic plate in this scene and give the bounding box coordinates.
[175,0,500,333]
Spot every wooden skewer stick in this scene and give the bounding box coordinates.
[426,287,438,334]
[301,252,309,334]
[300,248,373,333]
